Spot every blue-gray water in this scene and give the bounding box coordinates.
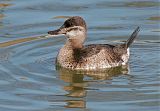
[0,0,159,111]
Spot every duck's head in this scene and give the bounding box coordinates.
[48,16,87,48]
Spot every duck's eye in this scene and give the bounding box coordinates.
[67,27,79,32]
[73,28,79,31]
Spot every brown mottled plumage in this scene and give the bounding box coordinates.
[48,16,140,70]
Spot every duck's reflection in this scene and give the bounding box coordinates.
[57,65,129,108]
[58,68,86,108]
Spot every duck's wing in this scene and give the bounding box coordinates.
[80,44,123,62]
[81,44,108,57]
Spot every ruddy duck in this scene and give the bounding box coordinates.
[48,16,140,70]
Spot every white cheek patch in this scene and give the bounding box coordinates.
[66,26,85,38]
[67,29,84,38]
[67,30,77,37]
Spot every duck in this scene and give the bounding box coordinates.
[48,16,140,70]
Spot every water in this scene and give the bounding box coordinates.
[0,0,159,111]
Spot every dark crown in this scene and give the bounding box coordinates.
[63,16,87,30]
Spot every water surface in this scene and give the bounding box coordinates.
[0,0,159,111]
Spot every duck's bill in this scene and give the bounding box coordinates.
[48,28,66,35]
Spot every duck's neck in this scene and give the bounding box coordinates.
[65,39,84,49]
[57,40,83,68]
[60,40,83,62]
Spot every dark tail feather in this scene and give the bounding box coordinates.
[125,26,140,48]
